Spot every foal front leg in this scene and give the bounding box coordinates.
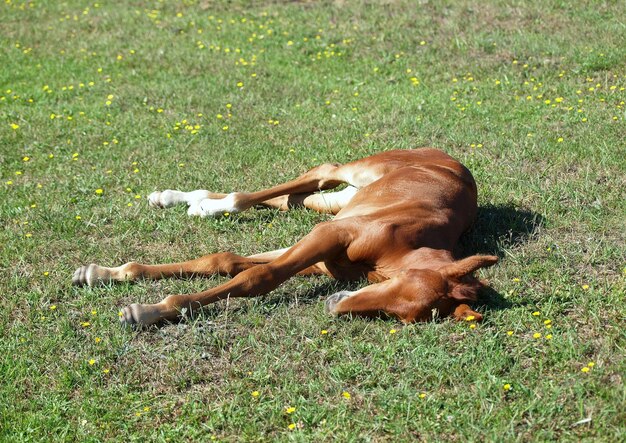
[120,222,350,326]
[326,276,483,323]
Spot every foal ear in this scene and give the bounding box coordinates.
[441,255,498,279]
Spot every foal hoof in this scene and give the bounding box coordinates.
[325,290,354,314]
[119,304,145,328]
[148,191,164,208]
[119,303,161,328]
[194,194,239,217]
[72,264,109,287]
[148,190,179,208]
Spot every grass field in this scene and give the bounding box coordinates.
[1,0,625,441]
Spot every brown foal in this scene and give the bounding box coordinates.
[73,148,498,327]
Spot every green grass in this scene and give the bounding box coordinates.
[1,0,625,441]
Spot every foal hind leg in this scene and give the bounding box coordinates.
[148,190,226,208]
[261,186,358,214]
[188,162,350,217]
[149,162,346,216]
[149,151,410,216]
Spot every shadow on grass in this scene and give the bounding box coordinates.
[458,203,545,313]
[458,203,544,258]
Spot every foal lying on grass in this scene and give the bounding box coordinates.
[73,148,498,327]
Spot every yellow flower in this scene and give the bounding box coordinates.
[544,319,552,325]
[533,332,541,339]
[587,362,595,367]
[88,359,96,365]
[418,392,426,398]
[545,334,553,340]
[532,311,540,316]
[22,156,30,162]
[251,391,260,398]
[236,81,243,87]
[81,321,90,327]
[49,304,56,310]
[506,330,514,336]
[557,137,564,143]
[469,324,476,329]
[581,367,590,373]
[95,337,101,343]
[10,123,19,130]
[503,384,511,391]
[342,391,351,399]
[288,423,296,430]
[389,329,397,334]
[103,368,110,374]
[95,188,103,195]
[582,284,589,290]
[320,330,328,335]
[285,406,296,414]
[465,315,475,321]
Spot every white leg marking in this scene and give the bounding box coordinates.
[325,185,357,207]
[190,193,239,217]
[72,262,137,286]
[148,190,210,208]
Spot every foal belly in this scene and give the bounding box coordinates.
[323,259,375,281]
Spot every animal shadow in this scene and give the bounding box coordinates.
[458,203,544,257]
[457,203,544,312]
